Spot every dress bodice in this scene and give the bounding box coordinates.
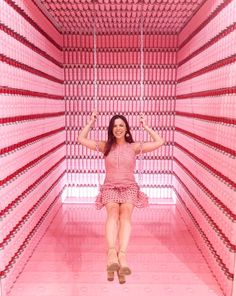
[103,142,136,186]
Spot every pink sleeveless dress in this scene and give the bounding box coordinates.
[95,142,149,209]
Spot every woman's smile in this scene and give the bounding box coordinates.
[114,130,124,136]
[113,118,126,139]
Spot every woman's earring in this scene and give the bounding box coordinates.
[125,132,130,138]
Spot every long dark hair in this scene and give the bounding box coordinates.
[104,115,134,156]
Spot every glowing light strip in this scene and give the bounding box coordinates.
[93,24,98,111]
[62,186,175,204]
[138,14,145,186]
[93,18,101,188]
[140,16,144,111]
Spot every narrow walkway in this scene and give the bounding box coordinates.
[9,204,223,296]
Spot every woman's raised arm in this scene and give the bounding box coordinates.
[78,111,105,152]
[133,113,165,154]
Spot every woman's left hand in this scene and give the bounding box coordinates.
[139,113,147,127]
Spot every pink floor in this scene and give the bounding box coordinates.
[8,204,223,296]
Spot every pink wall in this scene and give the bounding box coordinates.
[175,0,236,295]
[63,34,177,203]
[0,0,65,294]
[0,0,236,295]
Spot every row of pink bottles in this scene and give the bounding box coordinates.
[176,0,236,295]
[0,0,65,295]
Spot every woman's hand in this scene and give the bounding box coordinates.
[90,110,98,123]
[139,113,147,128]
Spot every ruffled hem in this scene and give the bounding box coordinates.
[95,184,149,210]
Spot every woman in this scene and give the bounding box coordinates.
[78,111,164,284]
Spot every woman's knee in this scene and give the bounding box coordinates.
[106,203,119,221]
[119,203,134,221]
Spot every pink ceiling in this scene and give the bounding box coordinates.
[35,0,205,34]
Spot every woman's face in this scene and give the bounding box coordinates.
[112,118,127,140]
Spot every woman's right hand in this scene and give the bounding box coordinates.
[91,110,98,123]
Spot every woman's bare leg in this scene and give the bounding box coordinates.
[105,202,120,248]
[105,203,120,276]
[118,203,134,275]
